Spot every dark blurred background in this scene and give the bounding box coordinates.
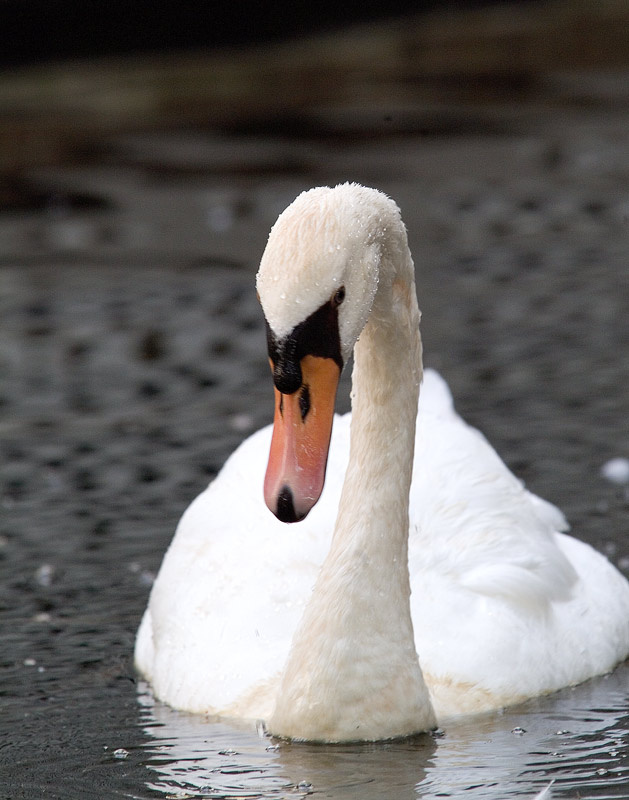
[2,1,478,64]
[1,0,628,182]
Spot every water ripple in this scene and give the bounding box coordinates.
[139,664,629,800]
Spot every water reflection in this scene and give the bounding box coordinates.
[139,664,629,799]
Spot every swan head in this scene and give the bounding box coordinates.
[256,183,403,522]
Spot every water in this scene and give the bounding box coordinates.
[2,111,629,797]
[139,670,629,799]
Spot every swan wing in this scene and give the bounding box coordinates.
[411,371,629,716]
[135,417,351,717]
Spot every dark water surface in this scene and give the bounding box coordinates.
[1,105,628,798]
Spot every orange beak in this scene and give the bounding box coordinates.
[264,355,341,522]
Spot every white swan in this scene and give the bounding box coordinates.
[135,183,629,742]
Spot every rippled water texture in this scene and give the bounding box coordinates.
[140,667,629,799]
[2,110,629,798]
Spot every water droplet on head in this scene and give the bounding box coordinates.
[113,748,129,760]
[511,726,526,736]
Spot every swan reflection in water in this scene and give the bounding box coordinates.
[138,663,629,800]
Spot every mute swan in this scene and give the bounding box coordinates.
[135,183,629,742]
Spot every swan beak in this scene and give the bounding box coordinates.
[264,355,340,523]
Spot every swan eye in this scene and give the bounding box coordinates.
[332,287,346,306]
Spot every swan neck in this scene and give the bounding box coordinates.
[269,222,435,742]
[335,241,422,559]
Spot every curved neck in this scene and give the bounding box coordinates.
[334,247,422,570]
[270,228,435,742]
